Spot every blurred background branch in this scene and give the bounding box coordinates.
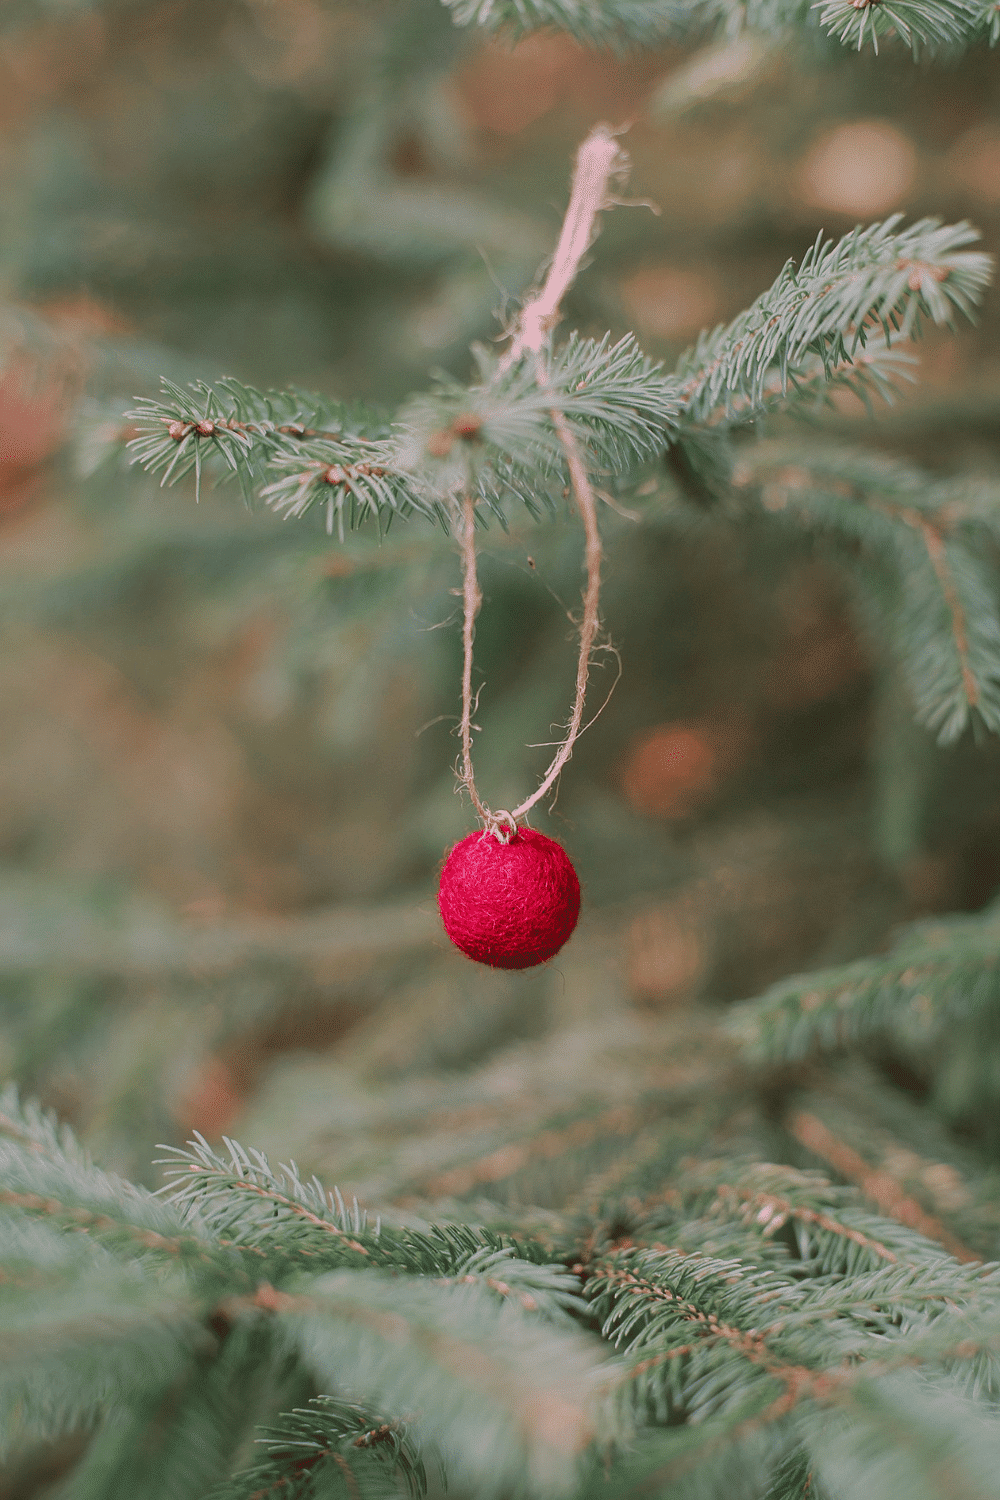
[1,0,1000,1181]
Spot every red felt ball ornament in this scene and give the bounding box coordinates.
[438,827,581,969]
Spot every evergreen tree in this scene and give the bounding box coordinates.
[5,1,1000,1497]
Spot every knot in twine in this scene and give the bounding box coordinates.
[481,810,518,844]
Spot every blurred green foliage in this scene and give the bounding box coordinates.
[0,0,999,1205]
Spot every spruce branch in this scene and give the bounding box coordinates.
[730,899,1000,1065]
[668,1159,910,1271]
[0,1219,211,1461]
[412,1101,646,1201]
[441,0,994,53]
[9,1117,1000,1497]
[0,1085,88,1165]
[759,1257,1000,1327]
[815,0,988,54]
[162,1138,381,1266]
[786,1111,980,1263]
[674,217,992,429]
[736,443,1000,742]
[586,1247,842,1454]
[623,1154,989,1281]
[890,511,1000,740]
[0,882,438,984]
[789,1070,1000,1263]
[278,1270,602,1499]
[441,0,820,49]
[716,332,917,424]
[585,1241,1000,1494]
[14,1318,278,1500]
[125,380,426,535]
[122,216,990,572]
[0,1094,218,1270]
[159,1137,585,1317]
[487,331,682,473]
[440,0,717,47]
[213,1397,428,1500]
[437,1243,587,1323]
[803,1371,1000,1500]
[124,331,679,542]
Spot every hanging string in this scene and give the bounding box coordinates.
[497,126,628,375]
[457,487,506,833]
[456,126,630,840]
[509,408,602,823]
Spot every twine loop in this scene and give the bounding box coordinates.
[482,809,518,844]
[455,126,626,833]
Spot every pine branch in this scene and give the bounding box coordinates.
[441,0,994,54]
[674,218,992,430]
[35,1321,282,1500]
[736,443,1000,742]
[213,1397,428,1500]
[786,1111,980,1263]
[791,1067,1000,1261]
[815,0,990,55]
[0,1090,219,1269]
[802,1371,1000,1500]
[125,380,425,534]
[121,218,991,572]
[159,1138,586,1320]
[665,1157,951,1274]
[275,1269,602,1498]
[0,1253,206,1459]
[729,899,1000,1064]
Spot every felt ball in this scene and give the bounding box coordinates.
[438,827,580,969]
